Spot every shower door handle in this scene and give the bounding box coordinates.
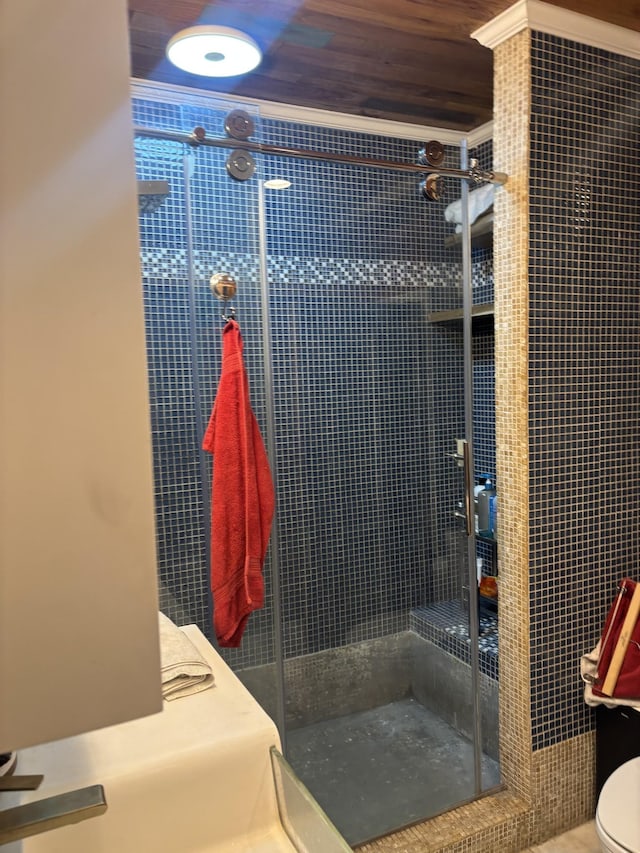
[462,440,473,538]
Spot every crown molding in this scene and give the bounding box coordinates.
[130,79,468,145]
[466,121,494,148]
[472,0,640,60]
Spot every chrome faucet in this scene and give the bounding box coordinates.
[0,772,107,846]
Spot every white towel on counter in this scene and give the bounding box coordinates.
[445,183,495,233]
[158,612,215,701]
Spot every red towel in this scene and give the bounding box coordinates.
[202,320,275,647]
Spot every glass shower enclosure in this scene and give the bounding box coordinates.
[133,84,500,847]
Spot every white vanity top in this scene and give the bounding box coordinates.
[3,626,295,852]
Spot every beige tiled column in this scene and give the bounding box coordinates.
[493,27,596,842]
[493,28,534,802]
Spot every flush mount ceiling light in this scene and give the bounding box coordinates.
[166,26,262,77]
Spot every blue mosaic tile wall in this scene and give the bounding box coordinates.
[133,86,495,672]
[529,34,640,750]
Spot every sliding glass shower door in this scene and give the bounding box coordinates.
[257,135,499,844]
[134,98,282,718]
[133,85,500,848]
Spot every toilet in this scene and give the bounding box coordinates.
[596,756,640,852]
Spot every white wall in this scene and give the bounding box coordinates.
[0,0,162,750]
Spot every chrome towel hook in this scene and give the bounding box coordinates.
[209,273,237,323]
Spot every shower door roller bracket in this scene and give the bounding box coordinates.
[226,150,256,181]
[224,109,255,140]
[417,140,445,167]
[420,174,444,201]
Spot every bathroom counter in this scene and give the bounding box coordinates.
[2,626,296,852]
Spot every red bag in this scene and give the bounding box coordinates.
[592,578,640,700]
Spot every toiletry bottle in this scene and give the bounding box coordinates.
[489,489,497,536]
[477,476,496,535]
[473,480,485,534]
[476,557,483,631]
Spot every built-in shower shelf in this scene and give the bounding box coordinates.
[479,593,498,614]
[444,211,493,249]
[428,303,494,325]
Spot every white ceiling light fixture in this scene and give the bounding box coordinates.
[166,26,262,77]
[264,178,292,190]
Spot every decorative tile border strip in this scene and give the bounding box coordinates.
[139,248,462,291]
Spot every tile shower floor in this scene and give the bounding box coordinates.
[286,696,501,846]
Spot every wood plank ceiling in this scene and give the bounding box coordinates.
[128,0,640,131]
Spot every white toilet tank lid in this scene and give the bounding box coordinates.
[598,757,640,852]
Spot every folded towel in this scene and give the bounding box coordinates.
[158,612,215,701]
[581,640,640,710]
[445,183,495,232]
